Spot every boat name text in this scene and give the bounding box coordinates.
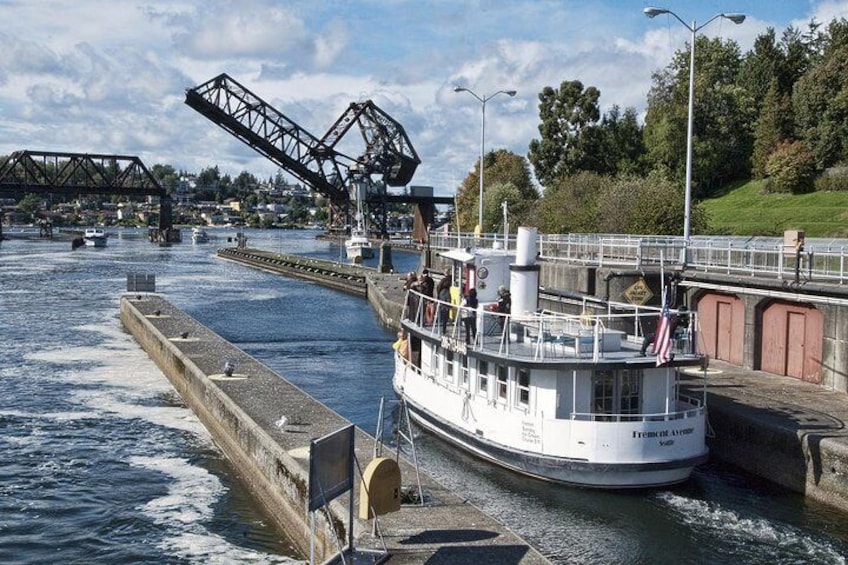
[632,427,694,439]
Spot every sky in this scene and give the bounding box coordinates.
[2,0,847,196]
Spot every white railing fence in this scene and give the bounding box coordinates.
[425,232,848,284]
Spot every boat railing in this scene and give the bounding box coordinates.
[403,290,700,362]
[570,403,705,423]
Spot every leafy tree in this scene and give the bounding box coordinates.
[233,170,258,192]
[196,166,220,194]
[528,80,601,186]
[644,36,751,196]
[455,149,537,232]
[150,164,179,189]
[481,182,531,234]
[599,174,706,236]
[17,193,42,218]
[764,140,817,194]
[534,171,608,233]
[792,19,848,170]
[598,106,646,176]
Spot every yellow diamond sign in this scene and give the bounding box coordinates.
[624,278,653,306]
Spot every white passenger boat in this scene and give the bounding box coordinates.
[191,227,210,243]
[345,230,373,260]
[345,196,373,260]
[83,228,107,247]
[393,226,708,488]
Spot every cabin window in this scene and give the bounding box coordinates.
[516,368,530,407]
[619,369,641,416]
[460,355,470,388]
[496,365,508,401]
[593,370,615,415]
[477,360,489,397]
[445,350,454,380]
[431,348,440,377]
[592,369,643,419]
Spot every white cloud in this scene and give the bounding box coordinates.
[1,0,843,195]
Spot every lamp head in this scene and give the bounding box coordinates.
[504,90,517,97]
[453,86,467,93]
[724,13,746,24]
[643,7,668,18]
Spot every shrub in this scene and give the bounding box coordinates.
[764,140,817,194]
[814,166,848,192]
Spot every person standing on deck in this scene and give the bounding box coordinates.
[419,269,435,325]
[461,288,478,344]
[436,274,452,334]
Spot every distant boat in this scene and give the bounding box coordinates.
[83,228,107,247]
[191,227,210,244]
[345,193,373,260]
[345,230,373,260]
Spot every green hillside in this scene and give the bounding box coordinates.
[701,180,848,238]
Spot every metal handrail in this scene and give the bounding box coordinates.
[425,231,848,284]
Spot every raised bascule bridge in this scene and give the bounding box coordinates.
[184,73,451,239]
[0,150,177,243]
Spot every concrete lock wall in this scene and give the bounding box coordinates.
[119,296,349,561]
[119,293,550,565]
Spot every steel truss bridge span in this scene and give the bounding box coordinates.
[185,73,430,233]
[0,150,175,241]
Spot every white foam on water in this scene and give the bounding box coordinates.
[656,491,847,563]
[132,456,301,564]
[22,316,214,444]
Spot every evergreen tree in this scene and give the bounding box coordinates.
[792,18,848,170]
[751,80,793,178]
[527,80,601,186]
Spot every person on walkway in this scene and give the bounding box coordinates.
[462,288,478,344]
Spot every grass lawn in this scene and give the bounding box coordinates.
[701,179,848,238]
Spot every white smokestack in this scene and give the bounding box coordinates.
[510,226,539,317]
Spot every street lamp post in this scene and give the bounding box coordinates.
[644,7,745,262]
[454,86,517,236]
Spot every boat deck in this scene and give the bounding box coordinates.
[402,292,702,367]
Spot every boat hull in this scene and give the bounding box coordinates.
[345,240,374,260]
[396,383,706,488]
[84,237,107,247]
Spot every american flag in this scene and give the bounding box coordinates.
[652,305,675,366]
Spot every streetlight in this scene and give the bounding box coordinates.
[644,7,745,261]
[454,86,517,236]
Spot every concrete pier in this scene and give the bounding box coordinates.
[121,294,549,564]
[218,247,407,330]
[218,248,369,296]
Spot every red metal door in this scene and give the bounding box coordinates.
[760,301,822,383]
[716,301,733,361]
[694,292,744,365]
[786,312,806,378]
